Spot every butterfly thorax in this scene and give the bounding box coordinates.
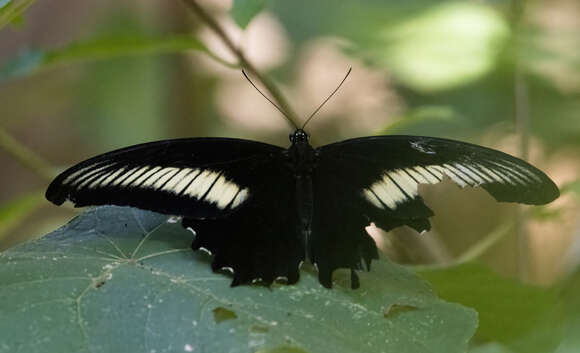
[285,129,317,260]
[286,129,316,175]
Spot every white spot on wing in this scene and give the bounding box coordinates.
[465,164,494,183]
[454,163,483,184]
[199,247,213,256]
[87,169,121,189]
[183,170,220,199]
[75,167,112,190]
[382,174,408,203]
[415,166,440,183]
[71,164,111,188]
[405,168,430,184]
[443,163,472,187]
[388,169,419,197]
[167,216,181,223]
[487,161,527,185]
[410,141,436,154]
[85,171,108,189]
[63,164,101,185]
[370,182,395,209]
[502,164,531,183]
[132,166,162,186]
[476,163,506,184]
[150,167,181,189]
[363,189,384,209]
[204,175,241,209]
[99,167,127,187]
[161,168,195,193]
[231,188,249,208]
[140,168,173,188]
[369,178,400,210]
[426,165,445,180]
[440,166,467,187]
[501,159,541,182]
[174,169,202,194]
[221,267,234,274]
[116,167,146,186]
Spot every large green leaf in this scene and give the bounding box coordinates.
[0,34,208,81]
[0,206,477,353]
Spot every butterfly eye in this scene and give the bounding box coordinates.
[289,132,295,143]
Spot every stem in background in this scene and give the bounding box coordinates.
[515,61,530,281]
[181,0,301,129]
[511,0,530,281]
[455,223,514,264]
[0,127,53,181]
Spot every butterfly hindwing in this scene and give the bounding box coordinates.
[46,138,284,218]
[183,154,305,286]
[310,163,380,287]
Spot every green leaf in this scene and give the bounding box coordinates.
[0,0,34,30]
[381,105,461,135]
[365,2,510,92]
[231,0,267,29]
[0,191,44,243]
[0,34,208,81]
[419,263,563,353]
[0,206,477,353]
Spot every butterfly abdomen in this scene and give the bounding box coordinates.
[286,131,318,263]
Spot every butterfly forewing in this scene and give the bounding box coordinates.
[46,138,283,218]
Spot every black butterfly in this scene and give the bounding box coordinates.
[46,128,559,288]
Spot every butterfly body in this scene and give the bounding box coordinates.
[285,129,317,259]
[46,130,559,289]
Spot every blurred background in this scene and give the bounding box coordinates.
[0,0,579,289]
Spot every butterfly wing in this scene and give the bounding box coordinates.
[47,138,305,285]
[46,137,284,218]
[310,135,559,286]
[183,158,304,286]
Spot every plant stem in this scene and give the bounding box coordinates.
[181,0,301,129]
[455,223,514,264]
[0,127,53,181]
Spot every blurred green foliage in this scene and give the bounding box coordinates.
[232,0,268,29]
[0,0,34,29]
[420,263,562,353]
[0,0,579,352]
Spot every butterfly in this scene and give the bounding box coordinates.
[45,127,559,289]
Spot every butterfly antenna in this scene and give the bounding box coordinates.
[302,67,352,129]
[242,70,297,129]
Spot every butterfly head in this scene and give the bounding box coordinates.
[290,129,309,144]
